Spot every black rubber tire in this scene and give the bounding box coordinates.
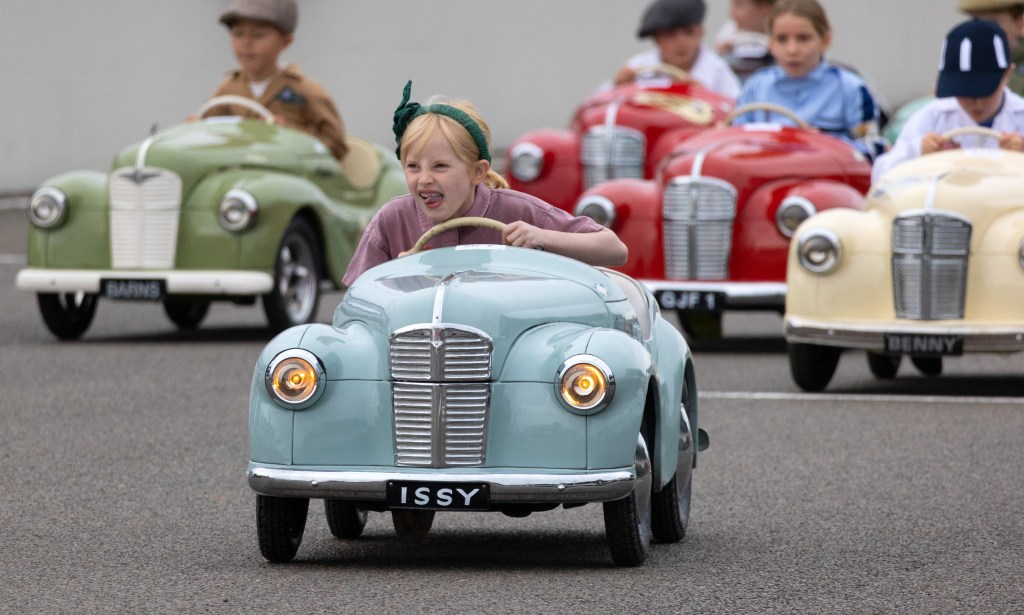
[788,343,841,392]
[263,217,322,333]
[37,292,98,340]
[651,470,692,544]
[256,495,309,563]
[325,500,368,539]
[162,298,210,330]
[866,352,901,379]
[911,356,943,376]
[603,435,653,567]
[678,312,723,340]
[392,510,435,539]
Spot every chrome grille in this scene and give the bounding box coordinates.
[390,326,492,467]
[109,167,183,269]
[581,126,645,189]
[663,177,737,279]
[892,213,971,320]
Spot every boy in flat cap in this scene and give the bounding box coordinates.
[871,19,1024,182]
[202,0,348,160]
[614,0,742,99]
[958,0,1024,95]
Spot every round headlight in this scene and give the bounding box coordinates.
[219,189,258,232]
[556,355,615,414]
[265,349,326,409]
[776,196,816,237]
[574,195,617,228]
[509,142,544,182]
[798,229,842,273]
[28,187,68,228]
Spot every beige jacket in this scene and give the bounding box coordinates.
[208,63,348,160]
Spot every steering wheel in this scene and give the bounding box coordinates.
[942,126,1002,141]
[409,217,507,254]
[631,63,692,83]
[723,102,809,128]
[197,95,275,124]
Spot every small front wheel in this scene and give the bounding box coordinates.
[256,495,309,563]
[162,298,210,330]
[37,292,98,340]
[603,434,654,566]
[911,356,942,376]
[392,510,435,539]
[866,352,901,379]
[789,343,841,392]
[263,217,322,332]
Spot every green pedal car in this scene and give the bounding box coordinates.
[17,96,406,339]
[246,222,709,566]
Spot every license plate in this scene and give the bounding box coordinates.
[386,481,490,511]
[655,290,725,313]
[884,333,964,356]
[100,278,166,301]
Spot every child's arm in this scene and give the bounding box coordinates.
[503,221,628,267]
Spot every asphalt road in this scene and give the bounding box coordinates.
[0,206,1022,614]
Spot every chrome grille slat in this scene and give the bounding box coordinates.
[108,168,183,269]
[581,126,645,189]
[892,213,970,320]
[663,177,737,280]
[390,326,492,467]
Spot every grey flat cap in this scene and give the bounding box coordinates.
[637,0,706,38]
[220,0,298,35]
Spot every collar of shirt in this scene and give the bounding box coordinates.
[771,59,831,94]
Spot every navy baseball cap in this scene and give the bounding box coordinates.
[936,19,1010,98]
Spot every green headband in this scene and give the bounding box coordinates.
[392,80,491,163]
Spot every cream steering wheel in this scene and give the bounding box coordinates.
[197,95,276,124]
[409,217,507,254]
[942,126,1002,141]
[724,102,810,128]
[631,63,692,83]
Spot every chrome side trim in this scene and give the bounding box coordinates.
[784,317,1024,352]
[247,465,637,503]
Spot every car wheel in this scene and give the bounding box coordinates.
[256,495,309,563]
[678,312,723,340]
[392,510,435,538]
[263,217,321,333]
[37,292,98,340]
[788,343,840,392]
[325,500,367,539]
[866,352,901,379]
[603,434,653,566]
[911,356,942,376]
[652,383,694,543]
[162,298,210,330]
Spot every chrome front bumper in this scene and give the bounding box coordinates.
[641,280,786,309]
[247,464,637,503]
[16,268,274,296]
[785,316,1024,353]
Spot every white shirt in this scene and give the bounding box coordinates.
[625,46,742,99]
[872,90,1024,183]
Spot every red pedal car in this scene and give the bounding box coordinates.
[506,64,735,213]
[573,103,873,338]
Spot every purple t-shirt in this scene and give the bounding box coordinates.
[343,185,604,286]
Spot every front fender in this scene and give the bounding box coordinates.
[578,179,663,278]
[249,324,315,464]
[506,129,581,213]
[27,171,110,269]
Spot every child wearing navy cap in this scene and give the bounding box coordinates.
[871,18,1024,182]
[613,0,742,99]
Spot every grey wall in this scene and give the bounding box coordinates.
[1,1,961,194]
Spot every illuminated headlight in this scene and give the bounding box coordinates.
[265,349,326,409]
[574,195,617,228]
[219,189,258,232]
[556,355,615,414]
[798,229,842,273]
[27,187,68,228]
[775,196,816,237]
[509,142,544,182]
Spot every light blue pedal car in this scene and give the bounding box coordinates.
[246,218,708,566]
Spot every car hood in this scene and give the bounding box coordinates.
[868,149,1024,222]
[334,245,627,347]
[110,118,330,183]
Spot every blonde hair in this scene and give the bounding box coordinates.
[768,0,830,38]
[400,99,509,189]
